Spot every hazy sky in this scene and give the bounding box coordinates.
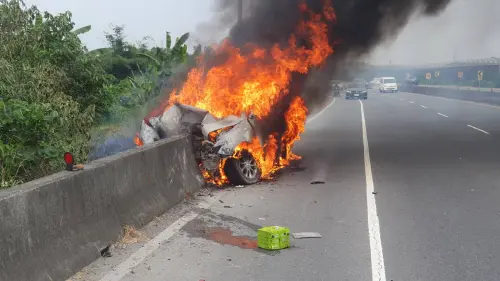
[24,0,220,51]
[25,0,500,65]
[370,0,500,65]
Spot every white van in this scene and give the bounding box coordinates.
[380,77,398,93]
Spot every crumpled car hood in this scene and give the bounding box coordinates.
[159,103,209,134]
[139,103,257,156]
[207,113,256,156]
[201,114,242,138]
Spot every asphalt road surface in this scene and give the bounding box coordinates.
[73,91,500,281]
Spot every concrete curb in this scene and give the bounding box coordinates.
[0,135,204,281]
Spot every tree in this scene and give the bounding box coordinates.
[92,25,151,80]
[0,0,110,187]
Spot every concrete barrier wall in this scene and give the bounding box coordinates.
[0,134,204,281]
[401,85,500,106]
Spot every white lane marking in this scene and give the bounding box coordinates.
[403,91,500,110]
[359,100,387,281]
[409,101,414,104]
[467,124,490,135]
[98,195,221,281]
[307,98,336,123]
[420,105,428,109]
[437,113,449,118]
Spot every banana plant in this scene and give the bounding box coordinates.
[72,25,91,35]
[138,31,189,77]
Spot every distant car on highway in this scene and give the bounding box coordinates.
[353,78,368,88]
[379,77,398,93]
[404,76,418,86]
[345,81,368,100]
[369,78,382,89]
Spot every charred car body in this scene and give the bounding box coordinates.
[138,103,262,185]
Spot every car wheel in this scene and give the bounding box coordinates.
[224,150,261,185]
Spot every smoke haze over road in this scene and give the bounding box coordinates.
[370,0,500,65]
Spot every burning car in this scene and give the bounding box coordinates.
[136,103,263,185]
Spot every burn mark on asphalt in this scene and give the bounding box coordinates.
[203,227,258,249]
[182,211,298,255]
[182,211,268,251]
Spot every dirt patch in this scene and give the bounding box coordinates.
[119,225,149,245]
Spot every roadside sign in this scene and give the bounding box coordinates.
[478,71,483,81]
[458,71,463,79]
[435,71,440,77]
[425,73,431,80]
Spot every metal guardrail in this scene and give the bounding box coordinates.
[372,57,500,70]
[417,84,500,93]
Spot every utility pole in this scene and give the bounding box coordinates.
[238,0,243,23]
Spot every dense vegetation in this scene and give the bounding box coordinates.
[0,0,196,188]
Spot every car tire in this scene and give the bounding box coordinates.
[224,150,262,185]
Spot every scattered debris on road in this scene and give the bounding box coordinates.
[100,245,112,258]
[292,232,323,239]
[372,191,378,195]
[258,218,266,221]
[224,205,232,208]
[310,180,326,184]
[258,226,290,250]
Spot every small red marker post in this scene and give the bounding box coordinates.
[64,152,74,171]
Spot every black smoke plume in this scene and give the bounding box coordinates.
[213,0,453,146]
[150,0,453,148]
[227,0,451,56]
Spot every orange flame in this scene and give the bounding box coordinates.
[148,2,335,184]
[134,133,143,146]
[281,96,308,163]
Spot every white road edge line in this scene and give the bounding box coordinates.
[97,195,221,281]
[359,100,387,281]
[307,98,336,123]
[409,101,414,104]
[467,124,490,135]
[437,113,448,118]
[420,105,428,108]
